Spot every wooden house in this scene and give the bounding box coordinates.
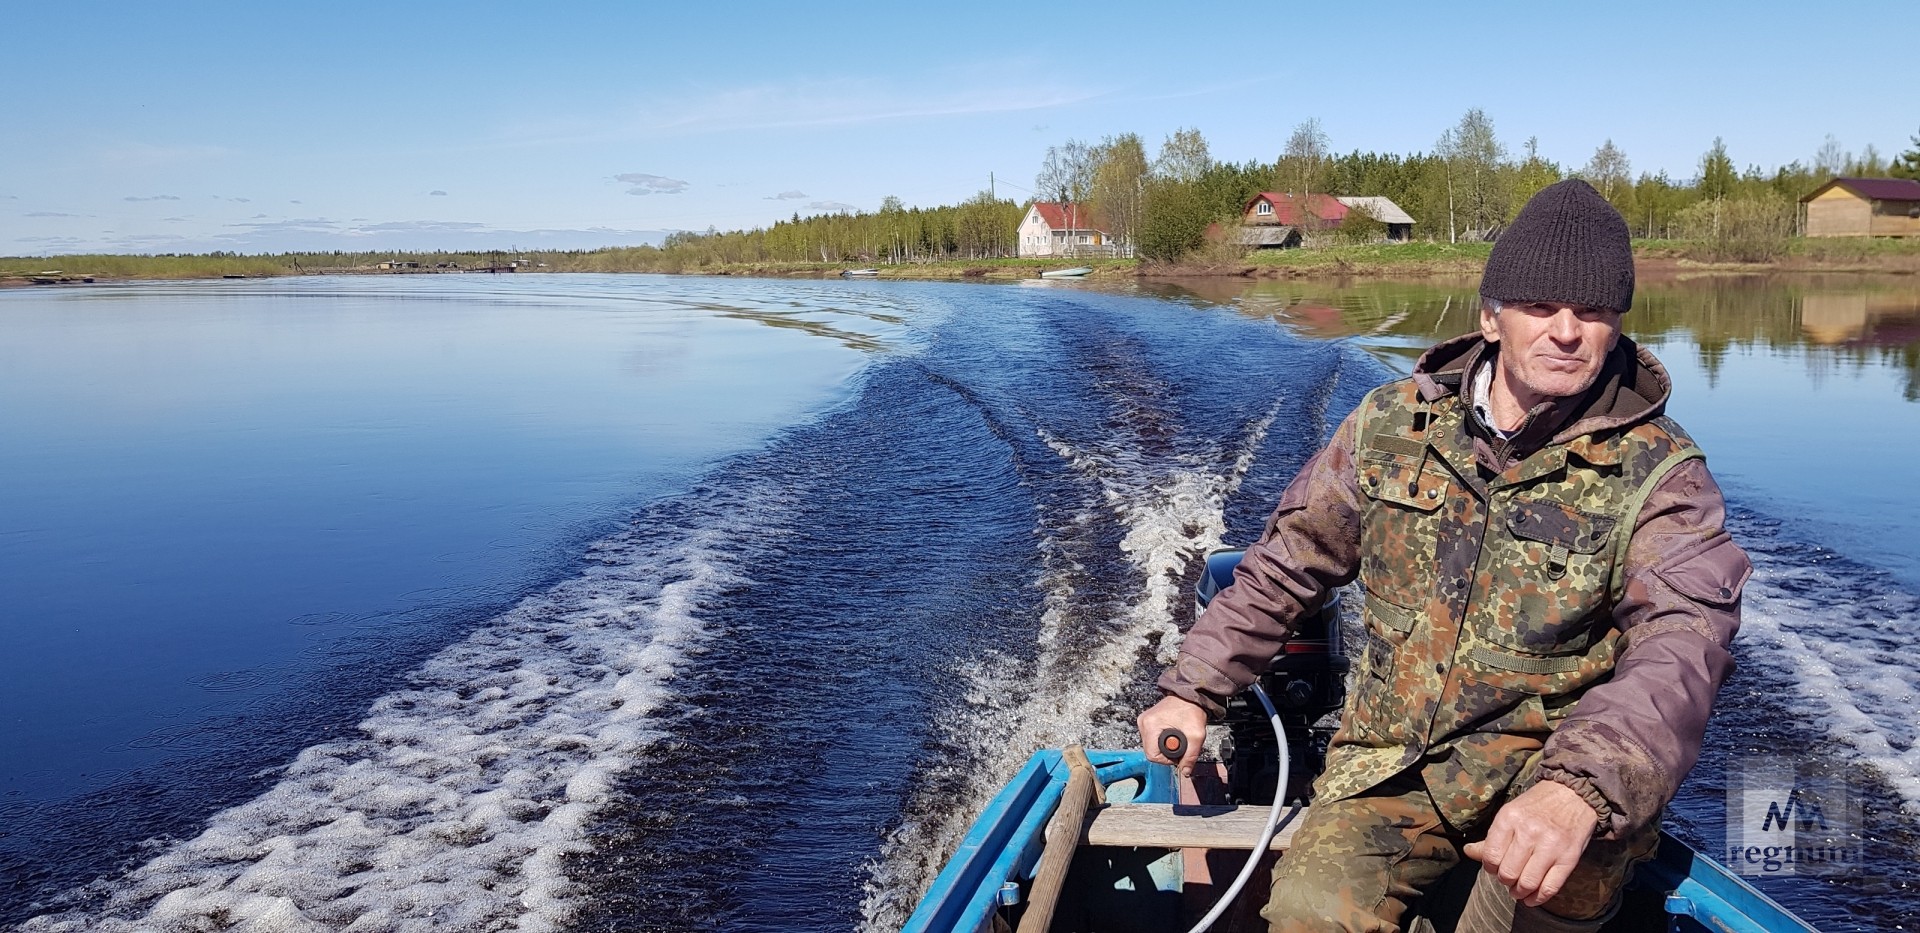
[1801,177,1920,238]
[1237,192,1416,247]
[1244,193,1347,230]
[1018,202,1112,258]
[1335,196,1417,241]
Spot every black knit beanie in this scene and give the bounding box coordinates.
[1479,179,1635,313]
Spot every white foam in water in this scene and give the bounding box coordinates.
[859,402,1282,930]
[20,486,791,933]
[1733,552,1920,815]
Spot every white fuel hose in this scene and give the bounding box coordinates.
[1184,680,1296,933]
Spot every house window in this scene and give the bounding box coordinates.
[1257,202,1273,216]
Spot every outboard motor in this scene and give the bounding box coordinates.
[1194,548,1349,807]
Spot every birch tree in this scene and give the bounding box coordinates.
[1089,133,1149,253]
[1278,117,1331,200]
[1153,127,1213,184]
[1037,139,1097,249]
[1442,108,1508,237]
[1581,139,1632,204]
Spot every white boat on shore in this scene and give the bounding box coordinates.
[1038,266,1092,279]
[841,268,880,277]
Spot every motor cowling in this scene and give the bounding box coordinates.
[1195,548,1350,806]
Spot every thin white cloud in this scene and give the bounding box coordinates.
[356,220,490,233]
[805,201,858,213]
[26,211,84,218]
[124,195,182,202]
[12,235,90,251]
[615,173,689,195]
[430,190,449,196]
[766,190,808,200]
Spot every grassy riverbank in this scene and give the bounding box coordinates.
[6,238,1917,286]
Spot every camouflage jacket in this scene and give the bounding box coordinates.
[1159,333,1751,839]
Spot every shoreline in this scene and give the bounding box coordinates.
[5,241,1917,287]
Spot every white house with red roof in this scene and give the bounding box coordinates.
[1018,202,1112,257]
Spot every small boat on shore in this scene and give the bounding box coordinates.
[903,549,1820,933]
[842,268,880,277]
[1039,267,1092,279]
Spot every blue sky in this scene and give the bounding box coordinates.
[3,1,1912,256]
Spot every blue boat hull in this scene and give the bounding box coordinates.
[903,749,1818,933]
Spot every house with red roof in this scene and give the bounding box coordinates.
[1244,192,1349,229]
[1801,177,1920,238]
[1018,202,1112,258]
[1236,192,1417,248]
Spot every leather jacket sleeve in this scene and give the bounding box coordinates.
[1157,412,1364,715]
[1537,458,1749,839]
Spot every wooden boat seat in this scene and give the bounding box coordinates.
[1081,803,1307,851]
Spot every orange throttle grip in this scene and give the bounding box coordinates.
[1157,728,1188,763]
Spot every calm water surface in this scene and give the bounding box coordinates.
[2,273,1914,931]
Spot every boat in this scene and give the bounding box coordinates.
[903,549,1820,933]
[1039,267,1093,279]
[842,268,881,277]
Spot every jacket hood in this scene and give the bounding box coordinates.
[1410,332,1673,445]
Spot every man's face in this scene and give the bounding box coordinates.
[1478,300,1624,404]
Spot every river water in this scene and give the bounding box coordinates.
[1,273,1914,931]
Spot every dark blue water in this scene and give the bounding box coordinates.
[4,275,1916,931]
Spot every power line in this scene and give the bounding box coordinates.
[991,174,1035,195]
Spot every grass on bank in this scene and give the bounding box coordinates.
[1241,241,1492,275]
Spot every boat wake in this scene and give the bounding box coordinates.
[16,484,791,933]
[1723,507,1920,815]
[856,399,1287,931]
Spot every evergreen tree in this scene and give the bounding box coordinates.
[1699,137,1736,201]
[1893,128,1920,181]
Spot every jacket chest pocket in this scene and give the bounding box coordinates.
[1476,499,1618,654]
[1354,597,1419,742]
[1359,454,1449,611]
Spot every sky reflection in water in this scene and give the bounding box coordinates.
[0,275,883,804]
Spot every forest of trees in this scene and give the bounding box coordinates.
[566,116,1920,268]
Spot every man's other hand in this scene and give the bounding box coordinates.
[1137,695,1207,776]
[1461,779,1598,907]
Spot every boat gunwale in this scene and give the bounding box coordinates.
[900,751,1152,933]
[902,749,1822,933]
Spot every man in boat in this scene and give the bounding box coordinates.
[1137,179,1750,933]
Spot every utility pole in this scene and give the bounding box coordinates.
[990,172,996,200]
